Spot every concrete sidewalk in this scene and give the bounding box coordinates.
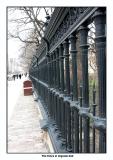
[8,79,49,153]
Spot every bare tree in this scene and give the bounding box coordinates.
[8,7,54,71]
[8,7,54,44]
[18,36,37,71]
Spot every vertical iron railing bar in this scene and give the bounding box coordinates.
[59,44,65,93]
[69,33,79,153]
[79,83,83,153]
[63,38,72,152]
[54,49,59,129]
[59,44,66,147]
[79,24,90,153]
[63,39,71,96]
[92,82,96,153]
[93,8,106,153]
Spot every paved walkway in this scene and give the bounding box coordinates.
[8,78,49,153]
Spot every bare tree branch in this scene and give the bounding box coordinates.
[9,32,38,44]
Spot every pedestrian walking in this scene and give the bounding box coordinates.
[19,74,21,79]
[13,75,15,81]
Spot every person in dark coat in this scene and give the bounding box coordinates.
[19,74,21,79]
[13,75,15,80]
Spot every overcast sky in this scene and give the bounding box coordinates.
[8,9,25,59]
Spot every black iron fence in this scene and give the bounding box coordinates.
[29,7,106,153]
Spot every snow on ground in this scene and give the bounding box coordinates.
[8,76,49,153]
[8,76,26,121]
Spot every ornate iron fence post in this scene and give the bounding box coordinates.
[56,48,60,89]
[46,53,50,116]
[59,44,65,92]
[56,48,61,130]
[59,44,66,146]
[63,39,72,152]
[63,39,70,95]
[79,23,90,153]
[53,51,57,121]
[92,83,96,153]
[93,7,106,153]
[69,34,79,153]
[69,34,78,101]
[79,84,83,153]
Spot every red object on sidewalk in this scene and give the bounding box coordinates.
[23,80,33,96]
